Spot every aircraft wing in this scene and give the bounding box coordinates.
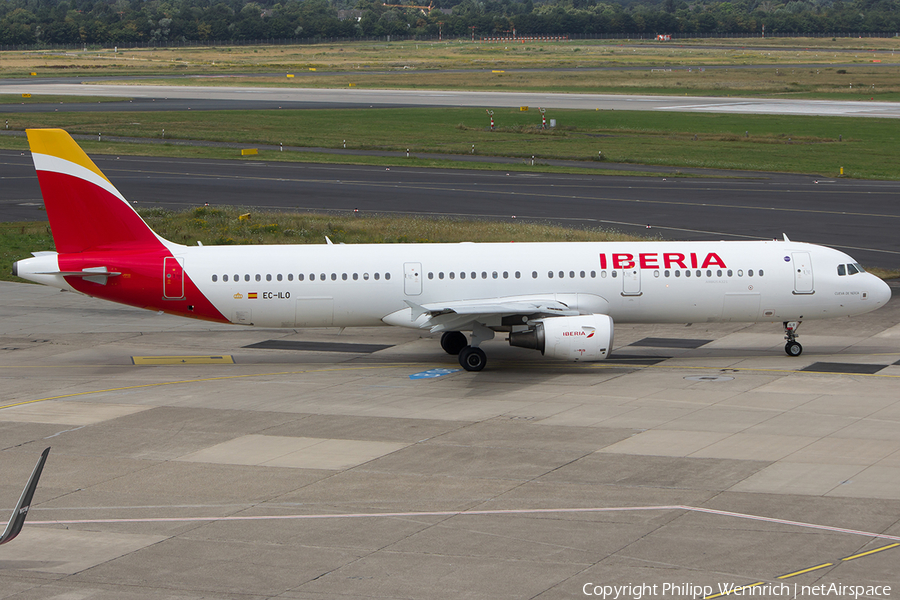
[388,297,580,333]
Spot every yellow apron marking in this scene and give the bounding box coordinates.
[132,355,235,365]
[842,542,900,561]
[777,562,833,578]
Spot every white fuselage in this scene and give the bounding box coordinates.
[166,240,888,329]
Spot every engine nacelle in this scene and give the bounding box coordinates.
[508,314,614,361]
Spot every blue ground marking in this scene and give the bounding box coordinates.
[409,368,460,380]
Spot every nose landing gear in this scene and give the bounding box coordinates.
[784,321,802,356]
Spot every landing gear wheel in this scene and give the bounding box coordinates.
[440,331,468,356]
[785,341,803,357]
[458,346,487,372]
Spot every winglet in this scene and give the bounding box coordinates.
[0,447,50,546]
[783,233,791,242]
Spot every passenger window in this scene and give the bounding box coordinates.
[481,272,487,279]
[331,273,337,281]
[548,271,554,279]
[759,270,764,277]
[664,270,670,277]
[288,274,293,281]
[266,274,272,282]
[558,271,564,278]
[569,271,575,278]
[847,263,859,275]
[727,269,733,277]
[675,270,681,277]
[320,273,326,281]
[212,274,218,282]
[612,271,618,278]
[342,273,348,281]
[706,270,711,277]
[277,274,283,282]
[685,270,691,278]
[515,271,521,279]
[532,271,538,279]
[738,270,743,277]
[256,274,261,282]
[696,270,701,277]
[503,271,508,279]
[654,270,660,278]
[471,272,476,279]
[234,274,239,282]
[601,271,607,278]
[374,273,380,280]
[590,271,596,278]
[717,270,722,277]
[223,274,229,282]
[449,272,455,279]
[428,272,434,279]
[492,271,498,279]
[353,273,358,280]
[244,274,250,282]
[309,273,315,281]
[460,272,466,279]
[748,270,754,277]
[385,273,391,280]
[298,274,304,281]
[363,273,369,280]
[438,272,444,280]
[580,271,585,278]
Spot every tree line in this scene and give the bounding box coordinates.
[1,0,899,46]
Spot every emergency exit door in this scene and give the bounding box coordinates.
[404,262,422,296]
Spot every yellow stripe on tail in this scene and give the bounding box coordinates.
[26,128,110,183]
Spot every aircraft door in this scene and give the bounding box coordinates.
[792,252,814,294]
[622,268,641,296]
[404,262,422,296]
[163,257,185,299]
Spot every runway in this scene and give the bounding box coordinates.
[3,150,899,268]
[4,79,900,117]
[0,278,898,598]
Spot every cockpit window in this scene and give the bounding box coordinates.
[847,263,859,275]
[837,264,846,276]
[853,263,866,273]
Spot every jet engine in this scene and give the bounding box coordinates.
[508,314,614,361]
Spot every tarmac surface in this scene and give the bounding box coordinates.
[0,278,899,599]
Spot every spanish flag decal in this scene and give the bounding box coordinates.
[248,292,258,299]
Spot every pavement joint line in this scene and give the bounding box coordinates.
[841,542,900,561]
[777,562,833,579]
[705,582,764,599]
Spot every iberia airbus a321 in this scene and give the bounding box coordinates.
[12,129,892,371]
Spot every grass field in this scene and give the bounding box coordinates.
[2,106,894,178]
[2,207,640,283]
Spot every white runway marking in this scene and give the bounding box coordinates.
[30,504,900,542]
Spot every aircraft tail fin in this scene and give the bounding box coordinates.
[0,447,50,546]
[26,129,164,254]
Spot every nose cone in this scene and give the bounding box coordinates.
[872,275,893,307]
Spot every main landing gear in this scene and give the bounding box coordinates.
[442,325,494,372]
[441,331,485,371]
[783,321,802,356]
